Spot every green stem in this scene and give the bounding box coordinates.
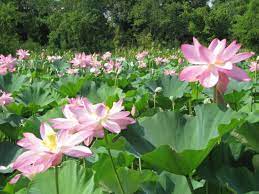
[213,86,217,104]
[253,70,257,111]
[55,167,60,194]
[213,86,225,105]
[255,68,257,83]
[188,99,192,115]
[171,99,175,111]
[82,158,86,169]
[138,158,142,172]
[153,93,156,108]
[186,175,195,194]
[114,73,118,87]
[196,83,199,100]
[104,132,125,194]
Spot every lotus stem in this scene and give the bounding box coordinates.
[171,99,175,110]
[55,166,60,194]
[196,83,199,100]
[255,68,257,83]
[104,131,125,194]
[153,93,156,108]
[188,99,192,115]
[114,73,119,87]
[138,158,142,172]
[186,175,194,194]
[82,158,86,169]
[213,86,225,105]
[253,70,257,112]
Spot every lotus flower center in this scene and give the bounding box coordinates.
[208,59,224,70]
[43,133,58,152]
[215,59,224,65]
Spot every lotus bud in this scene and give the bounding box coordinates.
[169,96,174,101]
[155,87,162,93]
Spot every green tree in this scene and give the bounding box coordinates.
[0,2,20,54]
[47,0,112,52]
[232,0,259,52]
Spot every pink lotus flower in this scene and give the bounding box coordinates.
[50,99,135,145]
[10,123,92,183]
[10,152,56,184]
[104,60,122,73]
[16,49,30,60]
[164,69,177,76]
[249,62,259,72]
[91,56,102,68]
[0,92,13,105]
[179,38,254,93]
[155,57,170,65]
[0,55,16,74]
[70,53,92,68]
[136,51,149,61]
[0,65,8,75]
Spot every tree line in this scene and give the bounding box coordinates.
[0,0,258,54]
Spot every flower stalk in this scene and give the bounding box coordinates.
[138,158,142,172]
[253,70,257,111]
[104,131,125,194]
[55,166,60,194]
[213,86,225,105]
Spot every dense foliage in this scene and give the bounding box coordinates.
[0,0,258,54]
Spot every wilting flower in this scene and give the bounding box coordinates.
[70,53,92,68]
[16,49,30,60]
[10,123,92,183]
[164,69,177,76]
[180,37,254,93]
[136,51,149,61]
[102,52,112,61]
[50,99,135,145]
[47,55,62,63]
[0,92,13,105]
[249,62,259,72]
[0,55,16,74]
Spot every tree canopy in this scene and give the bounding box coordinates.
[0,0,257,53]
